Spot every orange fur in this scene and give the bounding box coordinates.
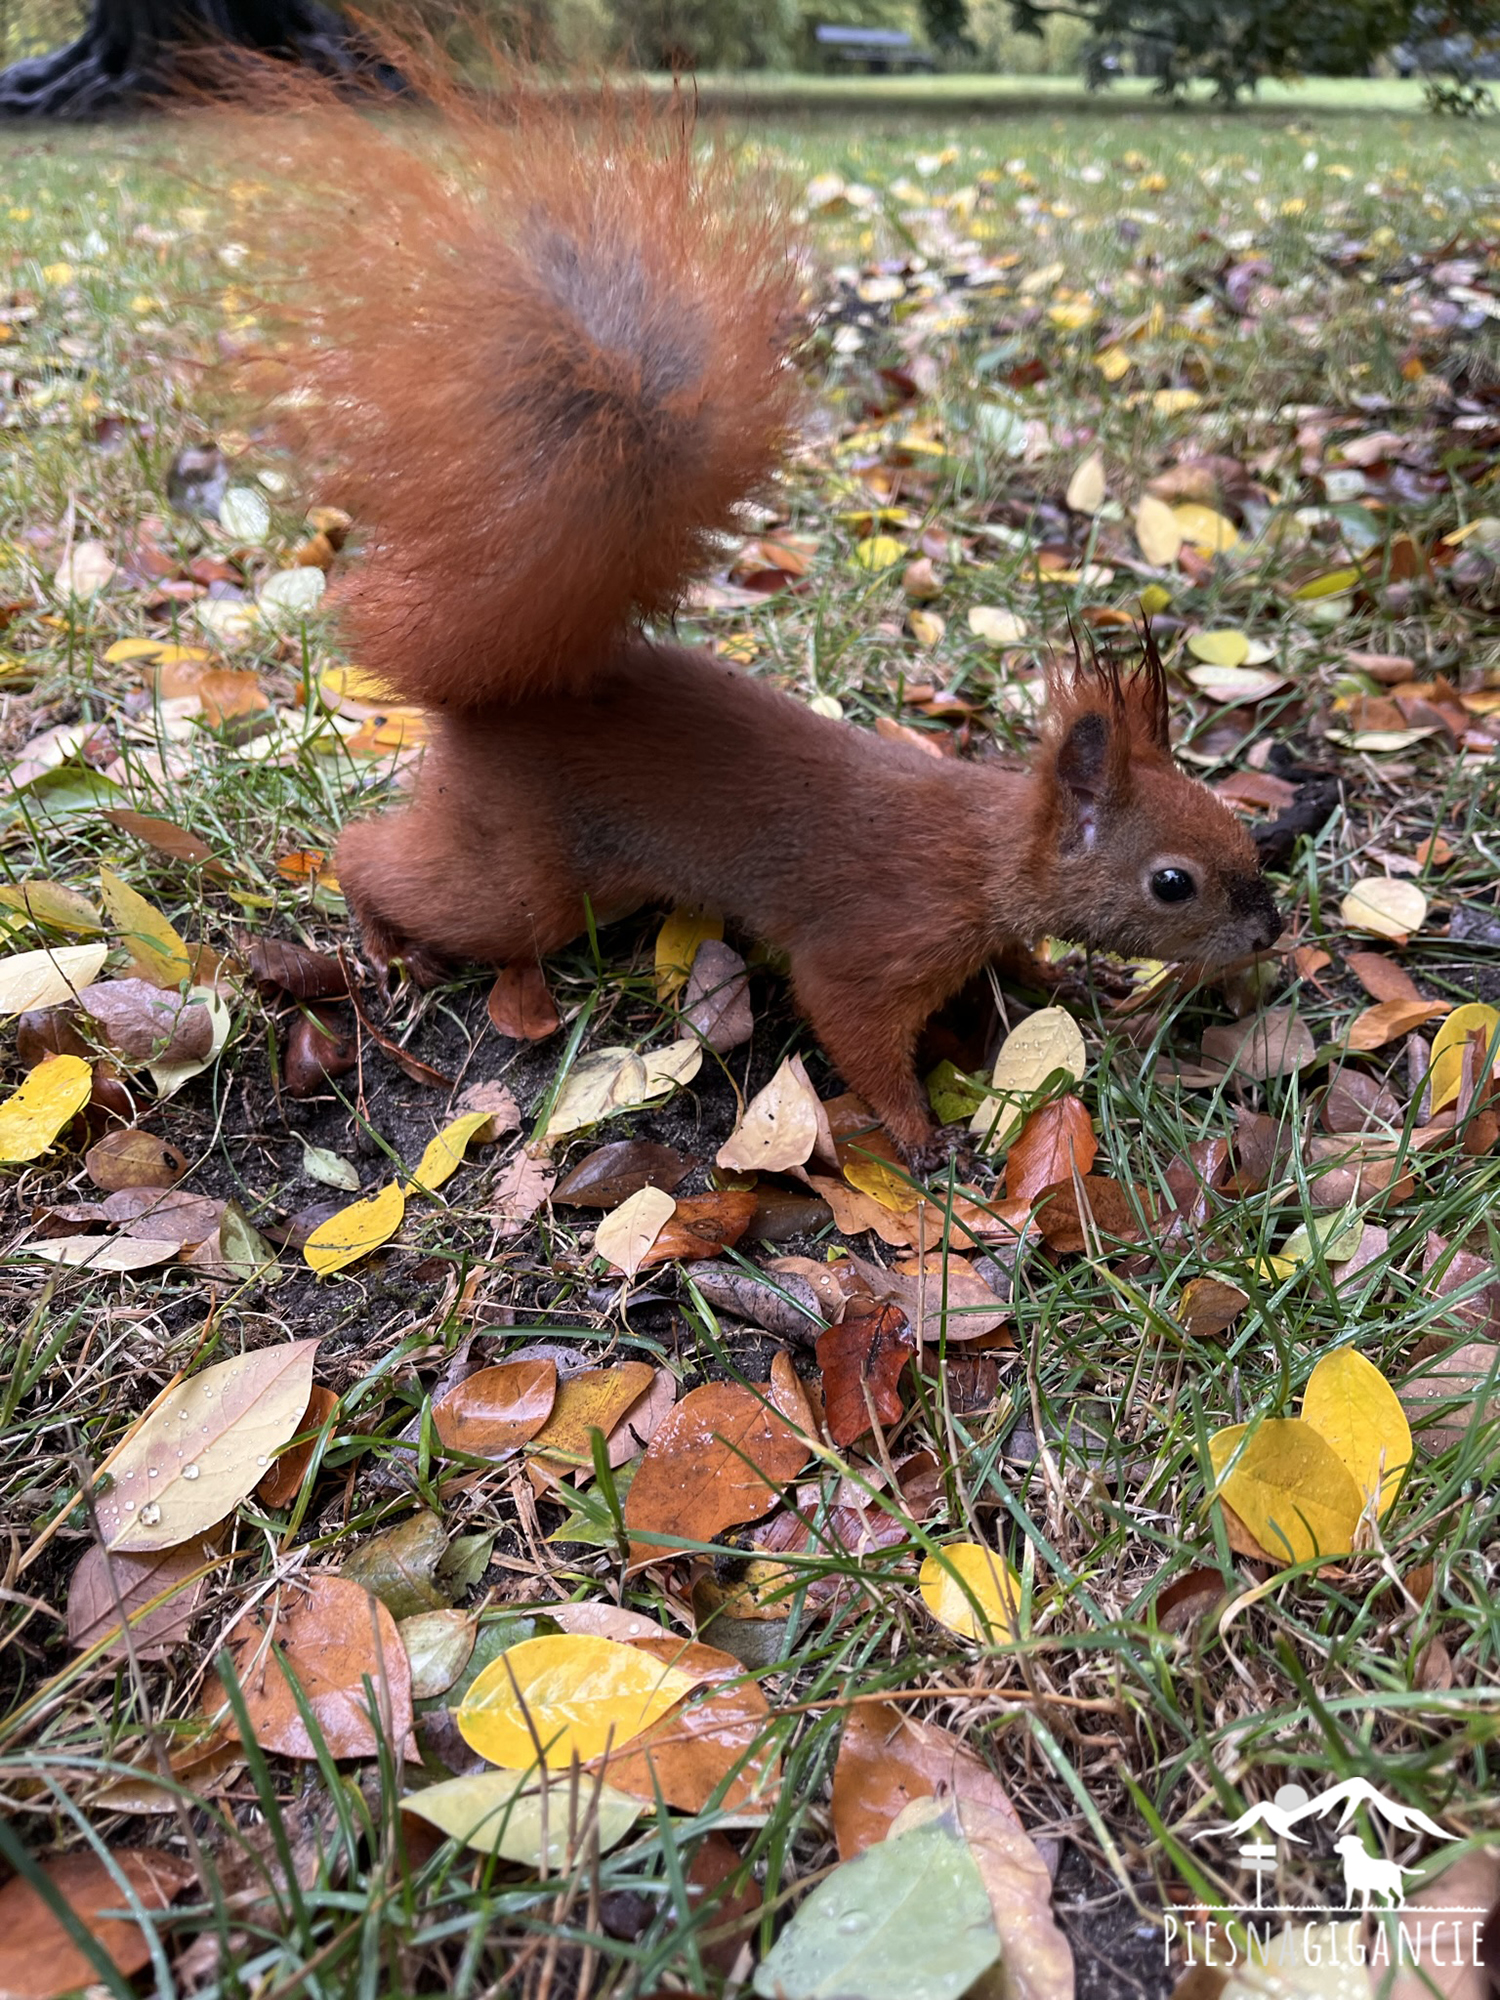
[226,63,1282,1157]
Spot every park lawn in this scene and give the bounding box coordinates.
[1,90,1500,2000]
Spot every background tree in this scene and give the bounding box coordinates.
[0,0,396,117]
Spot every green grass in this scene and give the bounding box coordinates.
[2,95,1500,2000]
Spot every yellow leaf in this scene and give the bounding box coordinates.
[1172,504,1240,558]
[716,1054,822,1175]
[1135,494,1183,567]
[1152,388,1202,416]
[0,1053,92,1163]
[1137,583,1173,616]
[1301,1349,1411,1516]
[967,605,1028,646]
[908,609,945,648]
[1047,298,1096,331]
[402,1767,641,1864]
[544,1040,703,1141]
[854,536,904,571]
[0,882,104,934]
[1340,877,1427,942]
[99,866,192,988]
[844,1155,918,1213]
[103,638,167,664]
[1095,346,1131,382]
[318,664,399,709]
[303,1181,406,1276]
[595,1184,677,1277]
[919,1542,1021,1641]
[41,261,74,286]
[151,645,210,667]
[409,1112,491,1196]
[1427,1001,1500,1113]
[654,906,722,1002]
[1065,450,1107,515]
[456,1632,696,1768]
[1293,567,1361,601]
[970,1007,1086,1154]
[1187,628,1250,668]
[0,940,108,1014]
[1209,1421,1363,1564]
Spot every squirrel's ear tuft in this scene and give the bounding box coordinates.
[1055,709,1111,800]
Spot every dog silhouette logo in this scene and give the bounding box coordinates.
[1332,1834,1418,1911]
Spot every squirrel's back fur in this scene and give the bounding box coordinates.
[231,64,801,709]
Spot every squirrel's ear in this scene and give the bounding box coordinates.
[1047,706,1131,848]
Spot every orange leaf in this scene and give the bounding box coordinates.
[816,1304,916,1446]
[591,1636,779,1811]
[486,961,560,1041]
[624,1382,807,1569]
[1003,1094,1097,1203]
[830,1700,1022,1861]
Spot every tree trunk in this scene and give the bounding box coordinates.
[0,0,398,118]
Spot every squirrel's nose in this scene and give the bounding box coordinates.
[1252,903,1286,953]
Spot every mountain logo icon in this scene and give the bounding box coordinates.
[1211,1777,1453,1848]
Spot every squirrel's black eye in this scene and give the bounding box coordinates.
[1150,867,1196,905]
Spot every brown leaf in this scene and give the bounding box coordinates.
[1400,1341,1500,1455]
[1422,1231,1500,1339]
[1321,1071,1403,1134]
[552,1140,694,1208]
[624,1382,808,1569]
[282,1005,357,1097]
[1201,1008,1316,1079]
[591,1636,778,1811]
[101,1186,223,1247]
[486,961,560,1040]
[453,1079,520,1143]
[1003,1094,1097,1202]
[245,936,349,1000]
[1176,1277,1248,1340]
[1163,1137,1231,1235]
[104,806,226,875]
[545,1602,665,1643]
[1227,1110,1291,1194]
[767,1350,819,1434]
[216,1573,413,1759]
[0,1849,196,2000]
[1387,1850,1500,1998]
[953,1798,1075,1999]
[491,1151,555,1238]
[1345,950,1421,1003]
[1347,998,1446,1050]
[79,979,212,1065]
[816,1305,916,1446]
[1155,1566,1226,1635]
[432,1359,557,1459]
[692,1265,827,1343]
[682,939,754,1053]
[604,1367,678,1467]
[859,1251,1009,1345]
[67,1538,214,1660]
[1033,1176,1150,1254]
[679,1831,763,1977]
[528,1362,657,1483]
[256,1384,339,1507]
[84,1126,187,1191]
[16,1007,92,1068]
[637,1189,757,1267]
[831,1700,1021,1861]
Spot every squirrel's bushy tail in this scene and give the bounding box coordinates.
[227,55,802,709]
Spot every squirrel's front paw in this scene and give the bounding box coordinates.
[900,1122,972,1178]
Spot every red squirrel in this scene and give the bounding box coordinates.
[242,74,1282,1160]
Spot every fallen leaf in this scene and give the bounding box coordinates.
[717,1054,823,1173]
[1032,1174,1148,1253]
[0,1051,91,1161]
[0,881,103,933]
[1173,503,1240,557]
[22,1233,182,1272]
[95,1339,318,1552]
[553,1140,693,1208]
[528,1361,657,1482]
[919,1541,1022,1642]
[636,1188,757,1266]
[682,938,754,1052]
[967,605,1029,646]
[491,1152,555,1238]
[1399,1342,1500,1455]
[67,1537,214,1660]
[457,1631,698,1767]
[53,539,116,596]
[0,1849,195,2000]
[952,1798,1076,2000]
[1187,663,1288,703]
[831,1701,1021,1860]
[545,1039,703,1140]
[486,961,560,1040]
[1209,1420,1363,1564]
[399,1609,477,1699]
[1347,999,1446,1050]
[1135,493,1183,565]
[970,1008,1087,1153]
[1301,1348,1411,1513]
[595,1184,677,1276]
[434,1359,557,1459]
[1177,1277,1249,1340]
[1187,628,1250,667]
[817,1306,915,1446]
[403,1765,642,1864]
[1344,951,1420,1003]
[80,979,212,1065]
[98,866,192,987]
[217,1572,412,1759]
[1201,1009,1316,1080]
[624,1382,808,1568]
[602,1367,678,1466]
[408,1111,491,1195]
[592,1635,779,1811]
[1003,1094,1096,1202]
[1428,1002,1500,1113]
[257,1383,339,1507]
[84,1125,187,1191]
[0,940,108,1014]
[1341,878,1427,942]
[655,906,723,1001]
[342,1510,448,1617]
[1065,449,1106,514]
[303,1181,406,1275]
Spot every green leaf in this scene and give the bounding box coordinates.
[403,1766,641,1864]
[751,1816,1000,2000]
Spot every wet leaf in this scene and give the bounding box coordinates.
[257,1383,339,1507]
[919,1542,1021,1642]
[683,937,755,1052]
[434,1359,557,1459]
[486,961,559,1040]
[409,1111,491,1195]
[403,1765,642,1863]
[817,1306,916,1446]
[636,1188,757,1266]
[84,1125,187,1191]
[1341,877,1427,941]
[98,866,192,987]
[595,1184,677,1276]
[0,1849,196,2000]
[0,1052,91,1161]
[602,1367,677,1466]
[1428,1002,1500,1113]
[1003,1094,1096,1202]
[624,1382,808,1567]
[1209,1421,1363,1564]
[970,1008,1086,1153]
[304,1181,405,1274]
[1400,1341,1500,1455]
[717,1054,823,1173]
[67,1537,214,1660]
[656,906,723,1001]
[399,1609,476,1700]
[545,1039,703,1140]
[343,1510,448,1617]
[217,1572,412,1759]
[553,1139,693,1208]
[456,1631,698,1767]
[95,1338,318,1552]
[1302,1349,1411,1513]
[0,940,108,1014]
[951,1798,1075,2000]
[1033,1174,1148,1254]
[831,1701,1021,1860]
[593,1636,779,1811]
[751,1812,1001,2000]
[528,1361,657,1482]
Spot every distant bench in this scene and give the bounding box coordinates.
[813,24,937,72]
